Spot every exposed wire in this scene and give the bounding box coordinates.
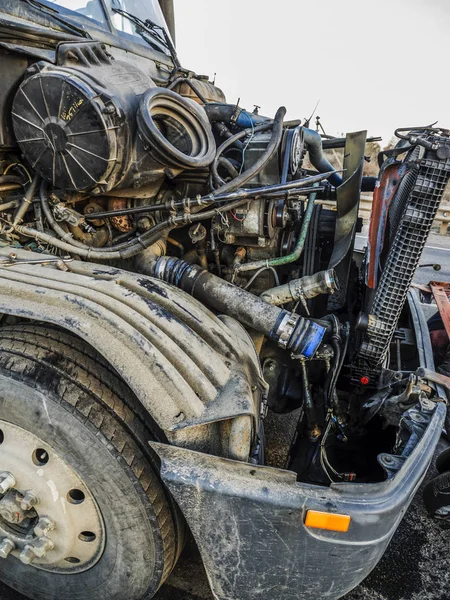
[320,414,341,482]
[229,210,245,222]
[3,163,32,183]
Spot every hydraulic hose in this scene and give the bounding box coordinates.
[0,175,25,186]
[152,256,327,358]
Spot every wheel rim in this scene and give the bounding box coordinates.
[0,419,105,573]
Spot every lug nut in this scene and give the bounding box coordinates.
[33,537,54,558]
[19,546,37,565]
[34,517,55,538]
[0,472,15,494]
[20,491,38,512]
[20,537,54,565]
[0,538,15,559]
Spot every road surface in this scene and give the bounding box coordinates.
[355,232,450,285]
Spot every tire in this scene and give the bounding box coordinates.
[0,324,182,600]
[423,470,450,517]
[435,447,450,474]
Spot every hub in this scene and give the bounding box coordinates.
[0,421,105,573]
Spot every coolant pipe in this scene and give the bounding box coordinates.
[261,269,338,306]
[235,185,318,274]
[302,128,343,188]
[152,256,327,358]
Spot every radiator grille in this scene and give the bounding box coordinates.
[358,135,450,369]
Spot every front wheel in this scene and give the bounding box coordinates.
[0,324,181,600]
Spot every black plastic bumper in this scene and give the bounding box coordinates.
[150,289,446,599]
[151,400,444,600]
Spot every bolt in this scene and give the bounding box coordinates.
[20,537,54,565]
[0,538,15,559]
[19,546,37,565]
[0,472,15,494]
[34,517,54,538]
[32,537,54,558]
[410,412,426,424]
[20,491,38,512]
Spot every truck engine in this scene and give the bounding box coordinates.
[3,41,449,481]
[0,2,448,600]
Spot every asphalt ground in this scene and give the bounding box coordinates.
[1,229,449,600]
[355,231,450,286]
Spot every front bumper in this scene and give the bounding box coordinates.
[152,401,444,600]
[151,289,446,600]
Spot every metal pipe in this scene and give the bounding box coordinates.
[135,236,168,275]
[261,269,338,306]
[84,171,335,220]
[12,175,40,226]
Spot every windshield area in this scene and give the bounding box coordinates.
[43,0,172,54]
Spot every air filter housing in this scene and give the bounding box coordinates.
[12,51,215,195]
[12,67,124,192]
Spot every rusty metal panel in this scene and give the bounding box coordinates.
[430,282,450,339]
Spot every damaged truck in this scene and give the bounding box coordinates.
[0,1,448,599]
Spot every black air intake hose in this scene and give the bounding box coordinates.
[204,103,270,128]
[302,128,343,188]
[152,257,327,358]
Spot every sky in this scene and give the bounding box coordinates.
[174,0,450,144]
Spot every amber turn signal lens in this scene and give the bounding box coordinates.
[305,510,351,532]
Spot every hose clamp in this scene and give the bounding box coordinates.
[276,313,299,349]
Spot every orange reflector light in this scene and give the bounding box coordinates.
[305,510,351,532]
